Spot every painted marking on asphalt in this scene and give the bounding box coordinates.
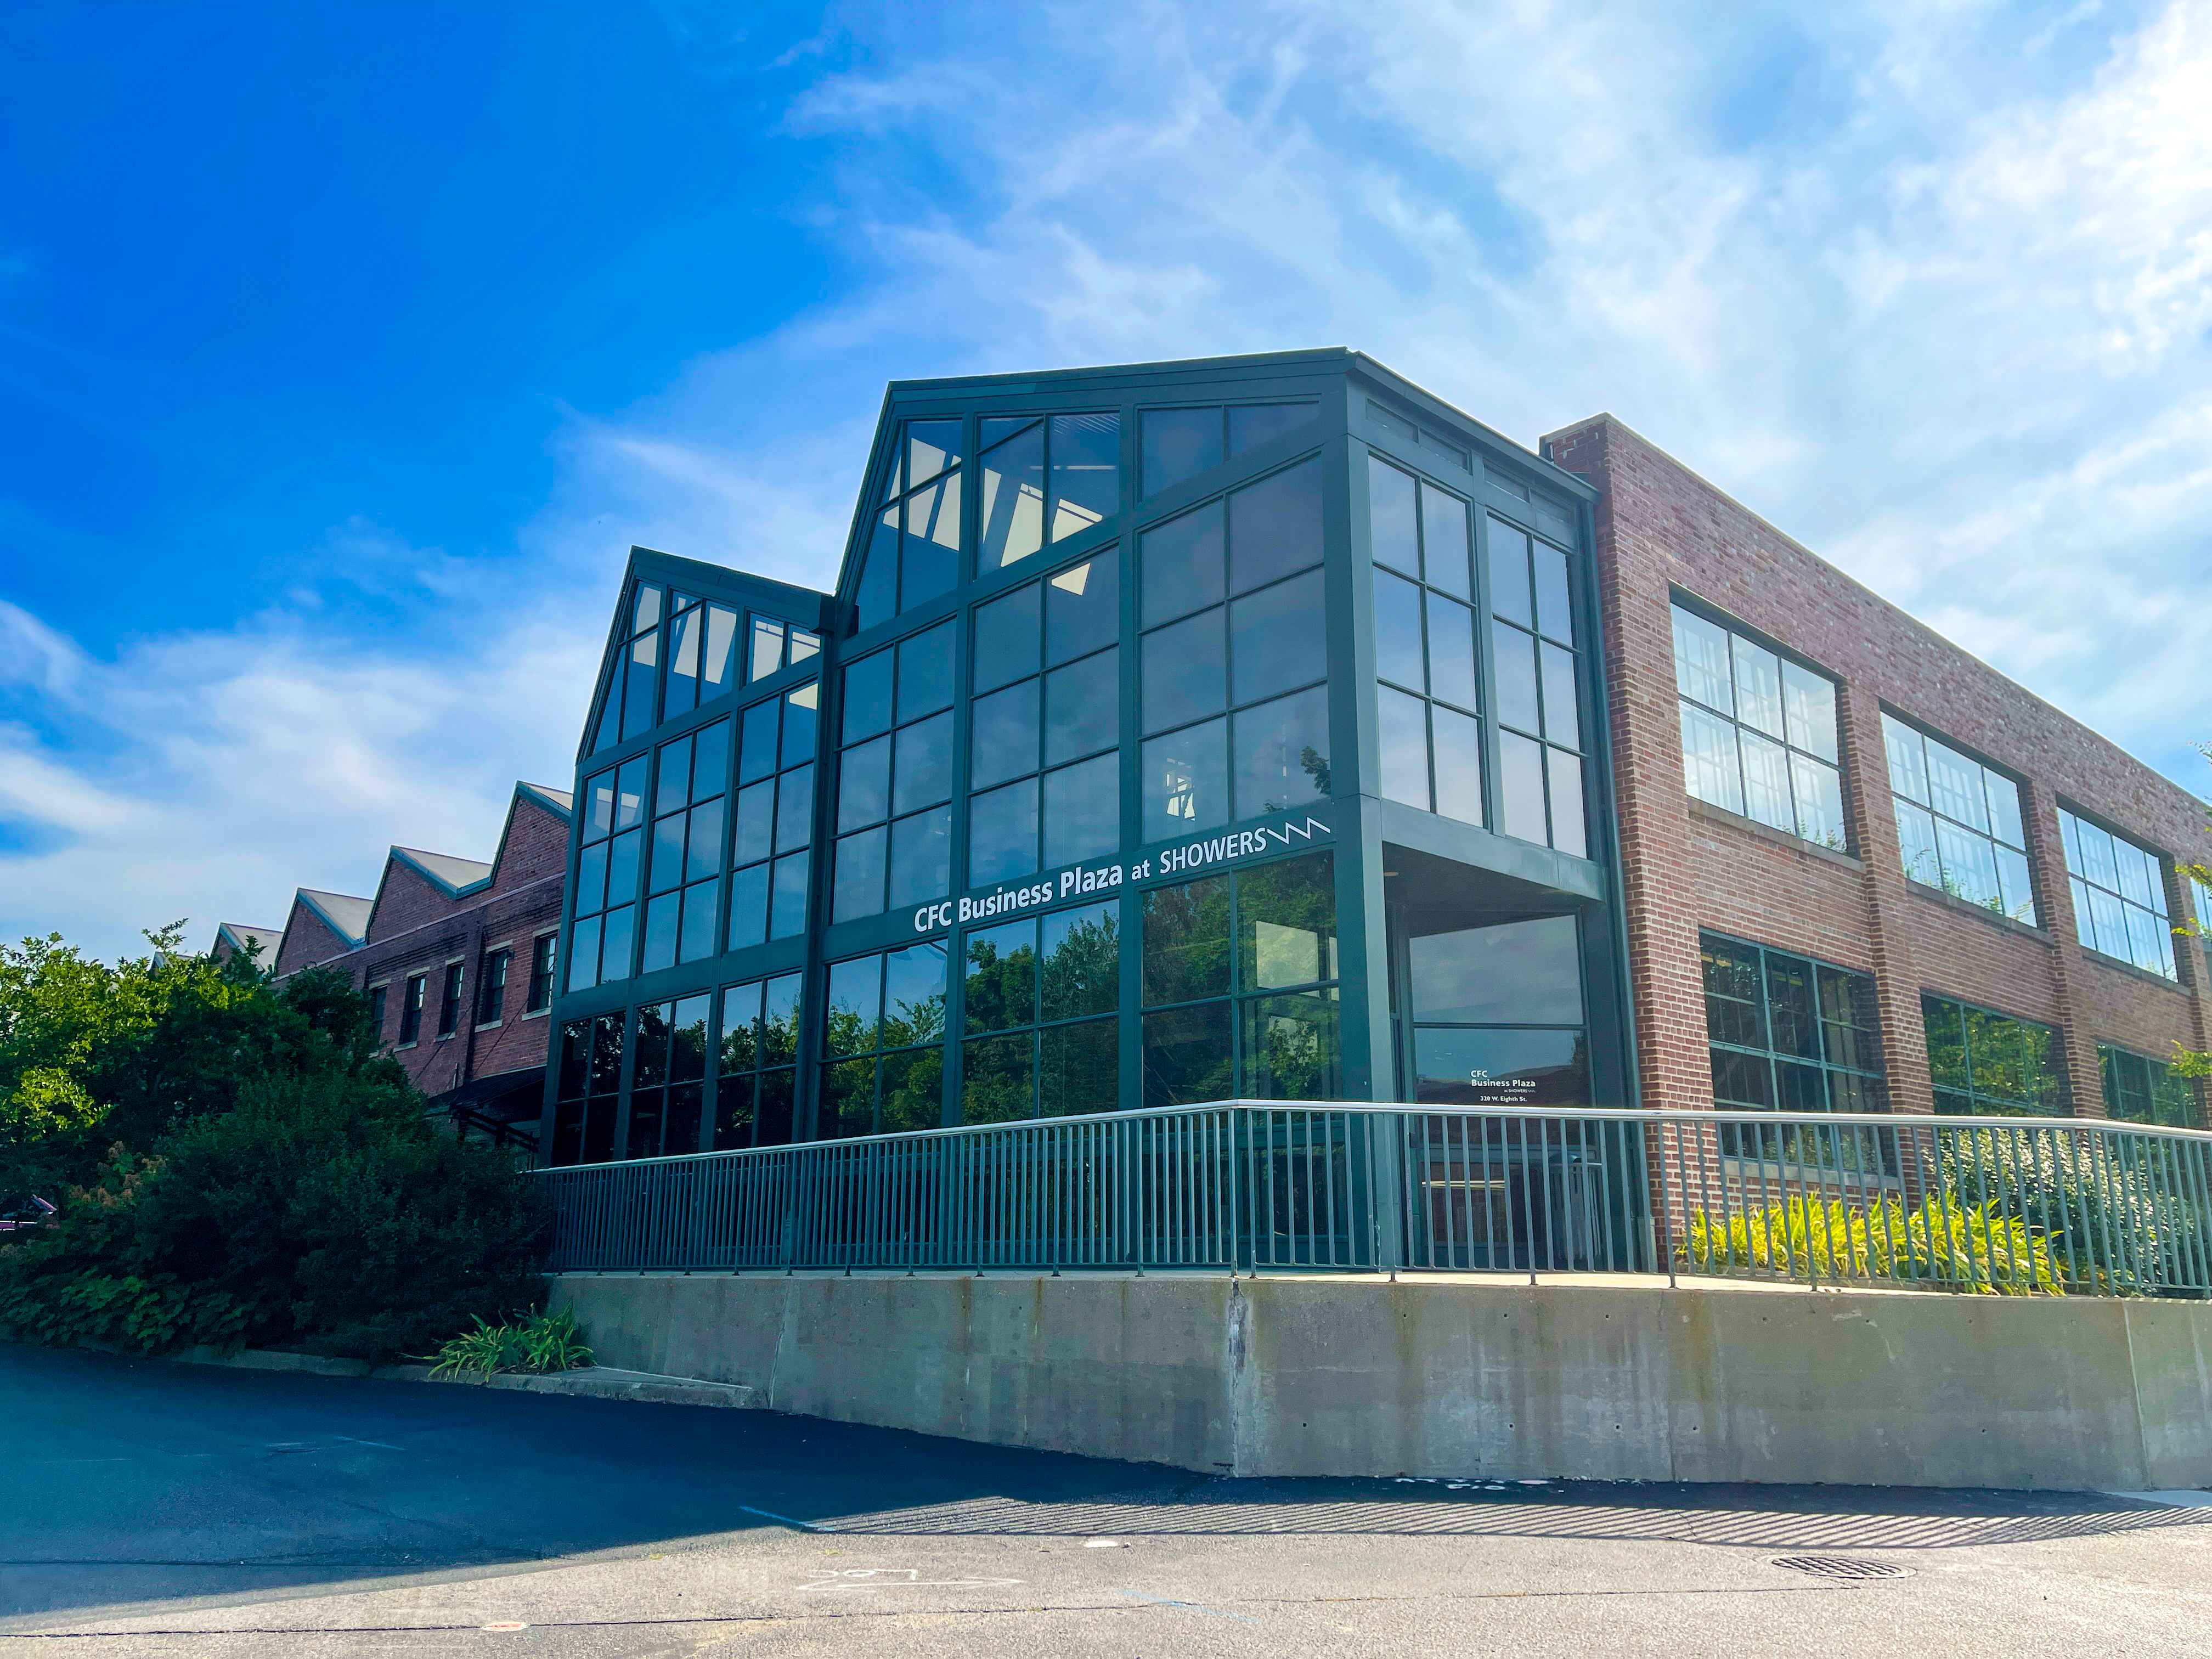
[481,1621,528,1631]
[1116,1588,1258,1624]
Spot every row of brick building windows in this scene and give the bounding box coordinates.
[1699,929,2196,1127]
[366,932,558,1051]
[1669,600,2184,984]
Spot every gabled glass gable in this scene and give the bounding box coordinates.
[545,353,1623,1166]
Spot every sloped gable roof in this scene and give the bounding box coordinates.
[296,888,373,947]
[520,782,573,815]
[212,922,281,963]
[392,847,495,896]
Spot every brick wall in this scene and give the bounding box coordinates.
[272,901,353,977]
[1543,415,2212,1127]
[263,789,571,1110]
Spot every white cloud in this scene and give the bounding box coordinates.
[777,0,2212,776]
[10,0,2212,958]
[0,333,892,960]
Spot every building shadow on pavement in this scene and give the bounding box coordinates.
[5,1342,2205,1623]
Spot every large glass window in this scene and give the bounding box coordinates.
[625,994,709,1160]
[714,972,802,1149]
[855,420,964,631]
[2059,809,2175,979]
[836,621,956,921]
[967,552,1122,885]
[1487,516,1585,856]
[1139,460,1330,843]
[1140,402,1317,496]
[958,900,1120,1123]
[1881,715,2035,924]
[976,412,1121,577]
[744,613,821,685]
[726,682,820,948]
[591,581,742,754]
[1370,457,1483,827]
[550,1011,624,1165]
[1702,933,1887,1115]
[1141,852,1339,1105]
[1408,916,1588,1107]
[569,753,647,991]
[822,942,949,1136]
[657,590,742,729]
[2100,1042,2196,1129]
[1671,605,1846,850]
[640,718,732,973]
[1921,993,2066,1117]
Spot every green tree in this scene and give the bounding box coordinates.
[0,927,548,1362]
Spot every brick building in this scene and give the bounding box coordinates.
[228,782,574,1139]
[1543,414,2212,1130]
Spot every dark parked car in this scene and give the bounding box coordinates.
[0,1196,56,1233]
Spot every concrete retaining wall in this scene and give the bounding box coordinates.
[552,1272,2212,1489]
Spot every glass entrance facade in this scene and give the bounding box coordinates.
[541,350,1629,1161]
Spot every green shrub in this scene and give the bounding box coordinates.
[1939,1127,2208,1295]
[425,1308,592,1382]
[1683,1192,2062,1294]
[0,929,551,1364]
[0,1071,550,1364]
[0,1152,253,1352]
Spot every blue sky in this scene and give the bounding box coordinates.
[4,0,2209,960]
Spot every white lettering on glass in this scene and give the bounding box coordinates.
[907,817,1332,936]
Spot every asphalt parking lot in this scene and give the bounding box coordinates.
[7,1341,2211,1656]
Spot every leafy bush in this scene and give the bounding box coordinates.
[425,1308,592,1382]
[1939,1126,2209,1296]
[1683,1192,2062,1294]
[0,932,550,1363]
[1,1070,550,1362]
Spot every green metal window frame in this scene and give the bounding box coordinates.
[2061,808,2176,980]
[1880,712,2036,924]
[1671,601,1848,852]
[1139,850,1342,1108]
[542,352,1621,1165]
[2098,1041,2197,1129]
[1700,930,1887,1114]
[1921,992,2068,1118]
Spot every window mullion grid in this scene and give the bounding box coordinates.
[1471,510,1505,836]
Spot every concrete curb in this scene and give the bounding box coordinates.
[168,1345,764,1409]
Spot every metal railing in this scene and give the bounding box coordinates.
[535,1103,2212,1297]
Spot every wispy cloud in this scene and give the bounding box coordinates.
[4,0,2208,960]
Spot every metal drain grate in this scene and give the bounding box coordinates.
[1770,1556,1914,1581]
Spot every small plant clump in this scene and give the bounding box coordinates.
[424,1308,592,1383]
[1683,1192,2062,1294]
